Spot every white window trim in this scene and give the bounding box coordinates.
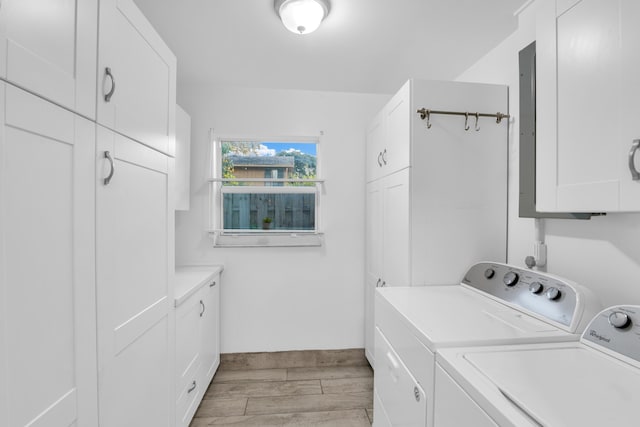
[208,132,324,247]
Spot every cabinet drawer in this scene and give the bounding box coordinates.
[176,374,202,427]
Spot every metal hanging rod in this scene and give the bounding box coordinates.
[416,108,510,131]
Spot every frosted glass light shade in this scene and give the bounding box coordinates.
[275,0,330,35]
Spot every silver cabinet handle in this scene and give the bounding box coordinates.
[104,151,115,185]
[381,149,387,165]
[629,139,640,181]
[414,386,420,402]
[210,281,216,288]
[377,152,383,167]
[200,300,205,317]
[187,380,196,394]
[104,67,116,102]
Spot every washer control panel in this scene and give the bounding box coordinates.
[462,262,578,328]
[583,305,640,363]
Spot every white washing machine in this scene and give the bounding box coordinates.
[373,262,602,427]
[435,305,640,426]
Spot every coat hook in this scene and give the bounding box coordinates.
[474,112,480,131]
[464,112,470,131]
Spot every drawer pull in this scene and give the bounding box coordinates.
[414,386,421,402]
[187,380,196,394]
[377,152,383,167]
[629,139,640,181]
[210,280,217,288]
[200,300,205,317]
[104,151,115,185]
[104,67,116,102]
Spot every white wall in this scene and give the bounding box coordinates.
[175,84,388,353]
[457,1,640,307]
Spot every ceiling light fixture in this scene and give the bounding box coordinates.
[274,0,330,35]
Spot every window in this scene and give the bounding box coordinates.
[210,138,323,247]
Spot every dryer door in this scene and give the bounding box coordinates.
[374,327,427,426]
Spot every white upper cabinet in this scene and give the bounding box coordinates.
[97,0,176,155]
[366,81,411,182]
[536,0,640,212]
[0,0,98,118]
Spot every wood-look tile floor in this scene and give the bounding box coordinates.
[190,350,374,426]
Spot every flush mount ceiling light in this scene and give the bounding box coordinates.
[274,0,330,35]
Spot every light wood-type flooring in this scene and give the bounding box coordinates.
[190,349,374,426]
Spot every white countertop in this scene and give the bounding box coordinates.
[174,265,224,307]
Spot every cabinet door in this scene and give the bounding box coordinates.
[365,180,383,366]
[96,126,173,427]
[366,111,385,182]
[97,0,176,155]
[537,0,640,212]
[201,275,221,384]
[0,84,98,426]
[0,0,97,118]
[381,169,410,287]
[384,81,411,175]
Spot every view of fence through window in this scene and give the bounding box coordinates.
[221,141,318,231]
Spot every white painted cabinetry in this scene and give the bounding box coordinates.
[96,126,174,427]
[97,0,177,155]
[0,0,98,119]
[536,0,640,212]
[364,79,508,367]
[175,267,222,427]
[1,1,178,425]
[0,83,99,426]
[366,83,411,182]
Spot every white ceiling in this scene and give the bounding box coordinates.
[133,0,528,94]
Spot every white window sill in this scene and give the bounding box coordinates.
[209,231,324,248]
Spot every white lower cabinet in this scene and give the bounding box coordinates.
[0,83,98,426]
[174,267,222,427]
[96,125,174,427]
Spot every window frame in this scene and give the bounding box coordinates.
[208,134,324,247]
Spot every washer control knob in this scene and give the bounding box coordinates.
[529,282,544,294]
[503,272,519,287]
[608,312,631,329]
[545,287,561,301]
[484,268,495,279]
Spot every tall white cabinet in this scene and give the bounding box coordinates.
[536,0,640,212]
[96,127,174,427]
[0,83,99,426]
[364,79,508,366]
[0,1,178,426]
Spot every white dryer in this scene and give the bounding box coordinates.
[435,305,640,426]
[373,262,602,427]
